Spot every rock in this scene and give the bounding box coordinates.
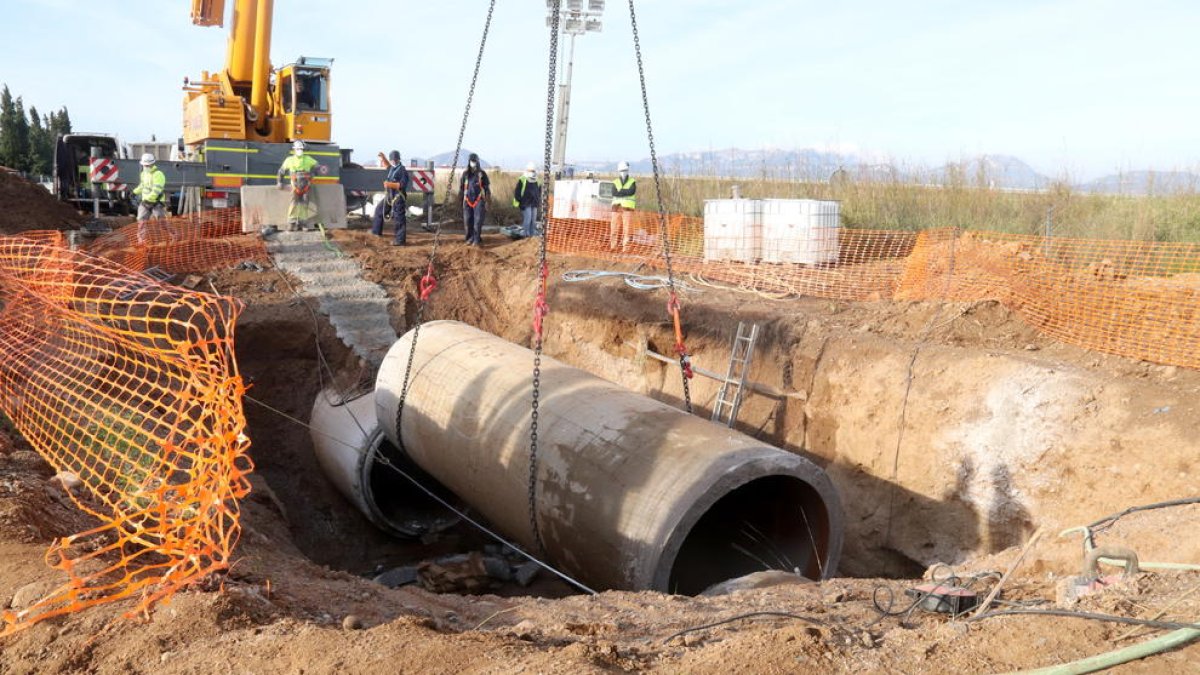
[418,552,492,594]
[482,557,513,582]
[373,566,419,588]
[701,570,814,596]
[512,620,537,640]
[682,634,703,647]
[10,580,59,610]
[342,614,364,630]
[514,562,541,587]
[50,471,82,491]
[1023,343,1040,351]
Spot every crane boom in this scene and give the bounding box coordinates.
[183,0,330,146]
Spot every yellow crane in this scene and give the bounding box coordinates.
[183,0,332,146]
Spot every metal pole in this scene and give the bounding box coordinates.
[426,160,435,231]
[89,145,101,219]
[552,31,577,176]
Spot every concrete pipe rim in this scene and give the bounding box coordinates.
[361,429,463,539]
[650,450,844,595]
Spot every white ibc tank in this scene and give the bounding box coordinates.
[703,199,762,263]
[552,179,612,220]
[760,199,840,265]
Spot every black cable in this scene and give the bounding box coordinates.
[660,611,829,644]
[1089,497,1200,536]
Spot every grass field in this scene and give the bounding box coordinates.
[645,173,1200,243]
[442,168,1200,243]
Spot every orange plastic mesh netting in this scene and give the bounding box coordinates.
[88,208,267,274]
[0,235,252,636]
[547,209,1200,369]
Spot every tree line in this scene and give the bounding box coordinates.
[0,84,72,176]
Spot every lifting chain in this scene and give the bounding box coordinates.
[527,0,563,559]
[394,0,496,455]
[628,0,694,413]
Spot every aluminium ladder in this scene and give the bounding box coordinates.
[711,321,759,428]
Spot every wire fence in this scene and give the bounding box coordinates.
[547,209,1200,369]
[0,225,254,636]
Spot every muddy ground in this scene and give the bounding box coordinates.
[0,215,1198,673]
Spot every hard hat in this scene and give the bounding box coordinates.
[140,153,156,166]
[525,162,537,172]
[407,205,424,217]
[617,161,630,172]
[388,150,401,163]
[292,140,306,151]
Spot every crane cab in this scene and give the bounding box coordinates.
[275,58,333,144]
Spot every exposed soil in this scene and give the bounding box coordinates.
[0,172,85,233]
[1,219,1198,673]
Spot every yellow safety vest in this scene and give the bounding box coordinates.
[612,175,636,209]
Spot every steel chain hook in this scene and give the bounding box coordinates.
[527,0,562,559]
[395,0,496,454]
[628,0,693,413]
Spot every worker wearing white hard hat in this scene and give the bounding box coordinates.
[610,161,636,251]
[133,152,167,243]
[512,162,542,238]
[277,140,320,231]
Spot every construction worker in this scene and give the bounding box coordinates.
[610,160,636,251]
[134,153,167,245]
[372,150,411,245]
[459,152,490,246]
[512,162,541,238]
[277,140,320,231]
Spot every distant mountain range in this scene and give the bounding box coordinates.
[431,147,1198,195]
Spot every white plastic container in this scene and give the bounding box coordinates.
[703,199,762,262]
[760,199,840,265]
[552,179,611,220]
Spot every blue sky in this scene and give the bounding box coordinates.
[3,0,1199,180]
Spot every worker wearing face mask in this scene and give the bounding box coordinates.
[372,150,411,245]
[459,152,490,246]
[512,162,542,238]
[277,140,320,231]
[610,160,636,251]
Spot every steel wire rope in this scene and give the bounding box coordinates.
[526,0,562,559]
[627,0,693,414]
[257,219,598,596]
[240,392,599,596]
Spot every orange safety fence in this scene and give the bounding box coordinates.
[88,208,268,275]
[0,234,252,636]
[547,210,1200,369]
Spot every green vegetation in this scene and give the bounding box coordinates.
[0,84,72,176]
[637,173,1200,243]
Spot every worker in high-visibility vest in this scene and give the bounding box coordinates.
[372,150,411,245]
[512,162,541,238]
[277,140,320,231]
[134,153,167,245]
[610,160,636,251]
[459,152,490,246]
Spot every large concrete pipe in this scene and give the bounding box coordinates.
[375,321,844,594]
[309,388,460,538]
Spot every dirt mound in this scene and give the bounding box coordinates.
[0,172,85,233]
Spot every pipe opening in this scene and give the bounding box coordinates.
[365,437,462,537]
[668,475,830,595]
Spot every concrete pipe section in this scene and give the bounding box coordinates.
[375,321,844,594]
[309,388,461,538]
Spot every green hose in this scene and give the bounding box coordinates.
[1012,627,1200,674]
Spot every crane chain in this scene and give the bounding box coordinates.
[527,0,563,559]
[628,0,693,414]
[394,0,496,454]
